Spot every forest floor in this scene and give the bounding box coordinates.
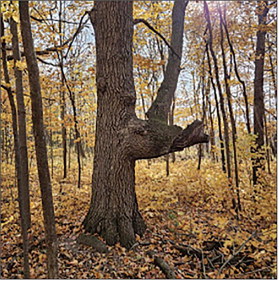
[1,158,277,279]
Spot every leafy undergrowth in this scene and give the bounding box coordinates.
[1,159,277,278]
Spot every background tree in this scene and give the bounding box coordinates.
[1,14,31,278]
[19,1,58,277]
[252,1,269,185]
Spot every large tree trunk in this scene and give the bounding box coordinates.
[83,1,145,249]
[83,0,208,249]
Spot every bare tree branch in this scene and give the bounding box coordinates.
[30,15,79,25]
[5,12,88,61]
[133,18,180,60]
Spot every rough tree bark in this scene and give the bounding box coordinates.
[252,1,269,185]
[83,0,208,249]
[19,1,58,277]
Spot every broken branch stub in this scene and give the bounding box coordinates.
[170,120,209,153]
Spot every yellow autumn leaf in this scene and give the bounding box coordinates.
[15,60,26,71]
[74,137,81,143]
[12,14,19,23]
[1,215,14,227]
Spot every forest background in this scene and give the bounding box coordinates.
[0,0,277,279]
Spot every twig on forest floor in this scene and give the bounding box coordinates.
[172,244,202,259]
[207,256,215,270]
[218,231,257,275]
[129,242,139,250]
[147,250,176,279]
[201,249,207,278]
[235,266,272,278]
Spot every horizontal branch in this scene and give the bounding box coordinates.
[30,15,79,25]
[170,120,209,153]
[37,56,60,67]
[128,118,209,160]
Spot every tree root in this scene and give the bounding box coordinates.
[76,234,109,253]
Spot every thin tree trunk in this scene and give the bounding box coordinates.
[198,56,207,170]
[59,1,67,179]
[165,154,170,176]
[1,16,31,278]
[206,46,226,171]
[219,8,241,212]
[264,112,271,174]
[222,6,251,134]
[252,1,269,185]
[267,41,277,107]
[206,79,216,162]
[10,17,31,229]
[60,68,83,188]
[10,16,32,277]
[50,127,54,179]
[68,129,72,170]
[146,0,189,123]
[204,2,231,177]
[170,98,176,163]
[19,2,58,277]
